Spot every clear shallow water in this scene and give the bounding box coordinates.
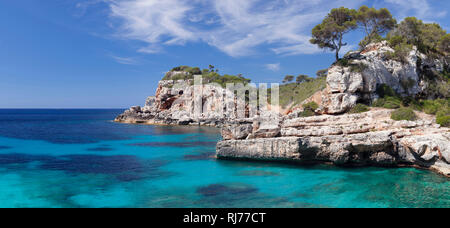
[0,109,448,208]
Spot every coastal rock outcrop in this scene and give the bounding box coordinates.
[115,78,261,127]
[217,109,450,177]
[115,43,449,177]
[320,41,446,114]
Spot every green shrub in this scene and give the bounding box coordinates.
[316,69,328,78]
[388,35,405,47]
[385,43,413,63]
[401,96,413,106]
[408,99,450,126]
[359,33,385,49]
[372,84,404,109]
[383,51,400,62]
[383,97,402,109]
[436,115,450,127]
[349,104,370,113]
[422,78,450,98]
[405,98,423,111]
[376,84,396,97]
[335,58,350,67]
[334,58,367,73]
[391,108,417,121]
[422,100,440,114]
[435,102,450,127]
[436,108,450,118]
[373,96,401,109]
[371,84,449,124]
[169,66,202,75]
[298,109,315,117]
[349,64,368,73]
[296,101,319,118]
[162,65,251,88]
[442,70,450,81]
[372,98,385,107]
[384,38,414,63]
[303,102,319,111]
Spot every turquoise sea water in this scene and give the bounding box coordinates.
[0,109,448,208]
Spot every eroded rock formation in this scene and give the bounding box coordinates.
[116,42,449,176]
[320,41,446,114]
[115,78,265,126]
[217,109,450,177]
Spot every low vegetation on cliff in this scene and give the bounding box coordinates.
[390,107,417,121]
[349,104,370,114]
[162,65,251,87]
[277,76,326,108]
[298,102,319,117]
[371,84,450,126]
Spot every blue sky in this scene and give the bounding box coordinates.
[0,0,448,108]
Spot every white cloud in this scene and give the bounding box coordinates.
[109,55,139,65]
[383,0,447,21]
[265,63,281,71]
[108,0,198,53]
[100,0,366,57]
[82,0,447,57]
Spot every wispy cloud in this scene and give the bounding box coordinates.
[383,0,447,20]
[108,0,198,53]
[101,0,365,57]
[109,55,139,65]
[80,0,447,57]
[265,63,281,71]
[75,0,106,17]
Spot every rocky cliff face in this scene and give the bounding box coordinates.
[115,77,259,126]
[216,41,449,177]
[320,41,446,114]
[115,42,449,176]
[117,41,446,125]
[217,109,450,177]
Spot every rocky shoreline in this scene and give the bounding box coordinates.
[217,109,450,177]
[116,41,449,177]
[114,79,240,127]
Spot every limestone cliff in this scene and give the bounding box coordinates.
[217,109,450,177]
[114,74,262,126]
[216,42,449,177]
[320,41,447,114]
[115,43,449,176]
[116,41,447,125]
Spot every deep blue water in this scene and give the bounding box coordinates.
[0,109,448,208]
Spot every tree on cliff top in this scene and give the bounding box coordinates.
[392,17,423,46]
[438,34,450,55]
[355,6,396,49]
[310,7,357,61]
[283,75,294,83]
[388,17,447,55]
[316,69,328,78]
[421,23,447,53]
[296,75,312,84]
